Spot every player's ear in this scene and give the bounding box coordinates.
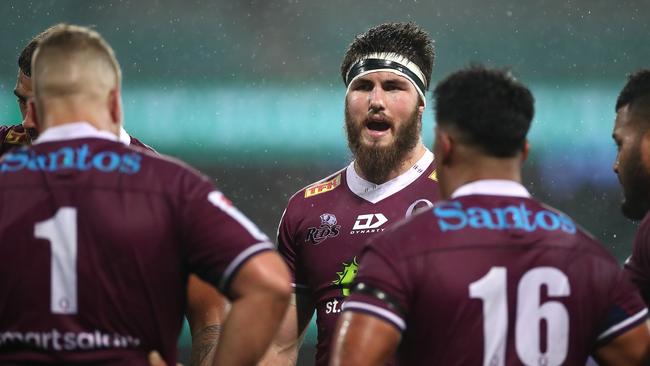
[28,99,43,133]
[434,126,453,165]
[108,87,123,126]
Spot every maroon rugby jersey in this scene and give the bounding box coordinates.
[624,212,650,305]
[0,124,32,156]
[278,150,439,365]
[344,180,648,366]
[0,122,273,365]
[0,123,153,156]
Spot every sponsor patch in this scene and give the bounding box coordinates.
[304,174,341,198]
[350,213,388,234]
[332,257,359,296]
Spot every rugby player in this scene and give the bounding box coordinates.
[614,70,650,306]
[3,25,231,366]
[0,24,291,365]
[2,25,151,154]
[260,22,439,366]
[331,65,650,365]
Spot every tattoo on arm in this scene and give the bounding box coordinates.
[191,324,222,366]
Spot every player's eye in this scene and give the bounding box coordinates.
[350,81,373,91]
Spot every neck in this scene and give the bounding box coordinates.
[39,97,119,137]
[441,154,523,199]
[354,142,427,184]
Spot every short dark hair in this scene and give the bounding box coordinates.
[434,65,534,158]
[18,25,60,77]
[340,22,434,89]
[616,70,650,116]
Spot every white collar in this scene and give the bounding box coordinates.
[451,179,531,199]
[34,122,131,146]
[346,148,434,204]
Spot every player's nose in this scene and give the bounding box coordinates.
[368,86,385,111]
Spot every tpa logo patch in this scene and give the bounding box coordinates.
[350,214,388,234]
[304,174,341,198]
[305,213,341,245]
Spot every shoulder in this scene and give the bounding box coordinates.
[119,144,214,194]
[285,167,346,209]
[0,124,31,145]
[127,134,157,154]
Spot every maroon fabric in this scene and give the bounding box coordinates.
[346,194,647,365]
[0,125,32,156]
[278,162,439,366]
[0,138,271,365]
[625,212,650,305]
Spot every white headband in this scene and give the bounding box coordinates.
[345,52,427,107]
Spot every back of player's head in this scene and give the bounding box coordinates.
[616,69,650,125]
[18,25,59,77]
[434,65,534,158]
[32,24,122,101]
[340,22,434,99]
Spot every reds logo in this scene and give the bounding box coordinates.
[305,213,341,245]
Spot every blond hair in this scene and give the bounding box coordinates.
[32,24,122,101]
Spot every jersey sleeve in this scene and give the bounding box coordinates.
[624,213,650,305]
[595,268,649,346]
[277,200,310,292]
[180,171,274,298]
[342,235,411,332]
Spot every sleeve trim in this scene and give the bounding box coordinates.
[219,242,274,290]
[597,308,648,341]
[342,300,406,331]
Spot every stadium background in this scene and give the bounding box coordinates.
[0,1,648,363]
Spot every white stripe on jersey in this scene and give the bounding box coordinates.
[597,308,648,341]
[220,242,275,290]
[342,300,406,331]
[208,191,269,242]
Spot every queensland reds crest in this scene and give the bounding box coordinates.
[305,213,341,245]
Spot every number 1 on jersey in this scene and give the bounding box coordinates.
[34,207,78,314]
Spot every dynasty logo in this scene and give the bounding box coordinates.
[305,213,341,245]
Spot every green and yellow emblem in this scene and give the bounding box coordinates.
[332,257,359,296]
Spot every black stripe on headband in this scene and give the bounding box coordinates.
[352,282,406,317]
[346,58,426,95]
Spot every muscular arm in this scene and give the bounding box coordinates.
[259,291,314,365]
[329,311,400,366]
[186,275,230,366]
[593,320,650,366]
[211,251,292,366]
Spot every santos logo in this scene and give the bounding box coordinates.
[351,214,388,234]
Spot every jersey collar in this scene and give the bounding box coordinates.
[451,179,531,199]
[34,122,131,145]
[346,148,434,204]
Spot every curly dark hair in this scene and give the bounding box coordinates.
[18,25,61,77]
[340,22,434,89]
[434,65,534,158]
[616,70,650,119]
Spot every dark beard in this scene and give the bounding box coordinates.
[345,107,420,184]
[621,144,650,220]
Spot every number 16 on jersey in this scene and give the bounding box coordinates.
[470,266,570,366]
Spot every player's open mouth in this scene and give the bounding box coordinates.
[366,121,391,132]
